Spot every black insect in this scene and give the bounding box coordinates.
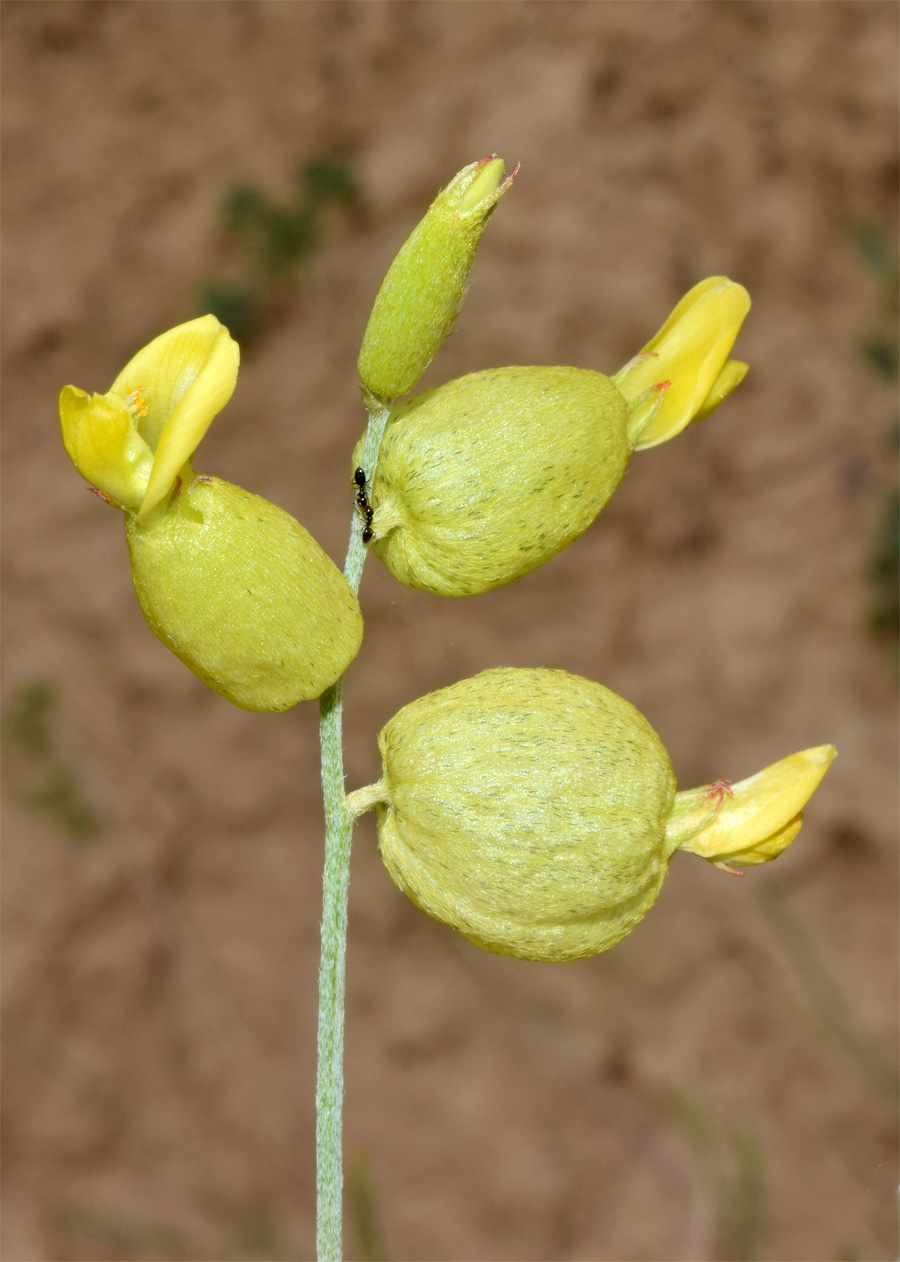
[354,466,374,543]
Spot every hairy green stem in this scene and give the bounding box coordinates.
[316,399,391,1262]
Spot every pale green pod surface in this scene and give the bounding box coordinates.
[373,668,676,962]
[358,367,631,596]
[358,157,513,402]
[126,476,363,712]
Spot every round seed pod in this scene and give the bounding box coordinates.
[358,367,631,596]
[126,476,363,712]
[371,668,676,962]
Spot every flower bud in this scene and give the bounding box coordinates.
[357,157,516,402]
[347,669,835,962]
[126,477,363,711]
[614,277,750,449]
[355,366,631,596]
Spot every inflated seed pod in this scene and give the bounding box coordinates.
[356,277,751,597]
[60,315,362,711]
[347,669,835,962]
[357,366,631,596]
[126,477,363,711]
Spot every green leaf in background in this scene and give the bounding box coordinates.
[2,679,98,840]
[198,151,359,344]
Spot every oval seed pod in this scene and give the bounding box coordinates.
[357,366,631,596]
[60,316,363,711]
[348,668,836,962]
[126,476,363,712]
[354,278,750,598]
[363,668,676,962]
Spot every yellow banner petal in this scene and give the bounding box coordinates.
[110,315,238,451]
[137,322,239,519]
[616,277,751,450]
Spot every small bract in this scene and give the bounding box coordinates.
[347,668,835,962]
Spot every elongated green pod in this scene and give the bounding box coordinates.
[126,476,363,712]
[357,367,631,596]
[348,669,836,962]
[358,157,515,402]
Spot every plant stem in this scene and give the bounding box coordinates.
[316,400,390,1262]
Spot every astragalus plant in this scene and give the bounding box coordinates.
[59,156,834,1261]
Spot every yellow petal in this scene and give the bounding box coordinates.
[694,359,749,422]
[616,277,751,450]
[111,315,238,452]
[455,156,507,212]
[672,745,836,867]
[132,320,240,519]
[714,813,804,868]
[58,385,153,509]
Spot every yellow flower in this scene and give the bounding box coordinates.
[58,316,363,711]
[666,745,837,869]
[59,315,239,518]
[346,669,835,962]
[614,277,750,449]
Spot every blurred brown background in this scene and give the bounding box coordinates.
[2,3,898,1260]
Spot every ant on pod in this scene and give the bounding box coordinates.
[354,467,374,543]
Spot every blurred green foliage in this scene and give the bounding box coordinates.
[718,1132,767,1262]
[660,1089,768,1262]
[849,221,899,641]
[849,222,900,291]
[759,886,899,1100]
[2,679,98,839]
[346,1153,389,1262]
[868,483,900,636]
[197,152,358,344]
[56,1204,191,1259]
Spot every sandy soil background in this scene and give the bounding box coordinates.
[2,3,898,1260]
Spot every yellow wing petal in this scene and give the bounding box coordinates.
[693,359,749,422]
[715,813,804,868]
[59,385,153,509]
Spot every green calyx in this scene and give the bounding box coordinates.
[126,476,363,711]
[355,366,631,596]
